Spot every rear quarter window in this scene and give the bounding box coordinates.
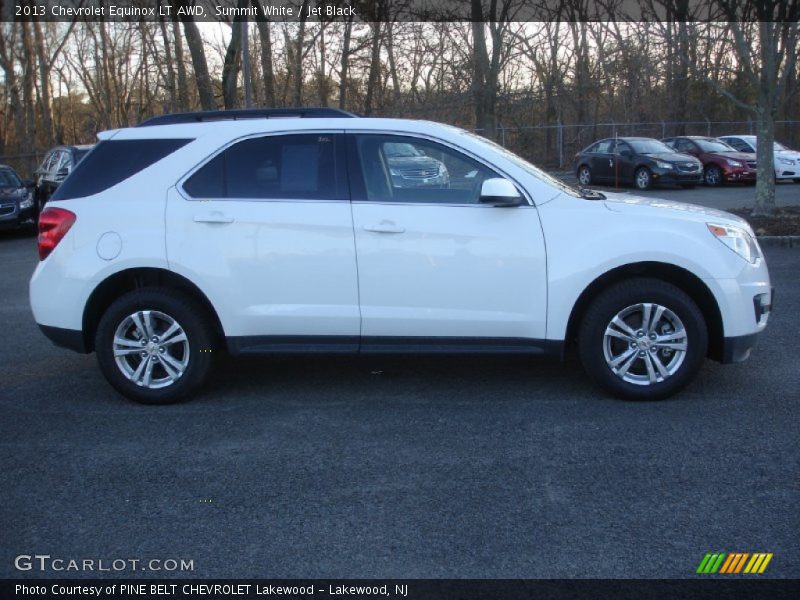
[51,139,192,200]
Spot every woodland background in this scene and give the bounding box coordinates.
[0,1,798,211]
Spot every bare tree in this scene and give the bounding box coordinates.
[708,1,799,215]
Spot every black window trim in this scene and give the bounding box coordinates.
[344,130,534,208]
[178,130,349,203]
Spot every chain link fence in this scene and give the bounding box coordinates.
[0,152,45,179]
[3,120,800,177]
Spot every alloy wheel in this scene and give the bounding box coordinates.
[602,303,688,386]
[113,310,190,389]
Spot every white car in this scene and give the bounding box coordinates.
[30,108,772,404]
[717,134,800,182]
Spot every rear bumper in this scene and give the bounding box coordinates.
[38,324,89,354]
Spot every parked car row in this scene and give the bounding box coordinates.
[575,134,800,190]
[0,144,94,232]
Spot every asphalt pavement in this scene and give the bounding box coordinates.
[1,220,798,579]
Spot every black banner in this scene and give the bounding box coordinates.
[4,0,799,23]
[4,579,800,600]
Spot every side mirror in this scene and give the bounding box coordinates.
[479,178,523,207]
[619,149,632,157]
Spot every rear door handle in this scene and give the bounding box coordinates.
[194,212,234,224]
[363,221,405,234]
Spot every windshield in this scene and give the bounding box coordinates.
[384,143,422,158]
[460,130,582,198]
[696,139,735,153]
[629,140,675,154]
[0,169,22,188]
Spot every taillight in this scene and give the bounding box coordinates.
[38,207,76,260]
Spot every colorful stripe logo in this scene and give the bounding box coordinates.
[696,552,773,574]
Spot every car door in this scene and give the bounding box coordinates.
[611,140,636,183]
[166,131,361,352]
[590,140,614,182]
[347,133,548,349]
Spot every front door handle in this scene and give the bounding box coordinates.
[194,212,234,224]
[363,221,405,234]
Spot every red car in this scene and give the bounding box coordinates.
[662,136,756,186]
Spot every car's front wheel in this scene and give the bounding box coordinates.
[634,167,652,190]
[704,165,723,186]
[578,278,708,400]
[95,288,216,404]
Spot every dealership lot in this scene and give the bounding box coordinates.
[1,201,798,579]
[556,173,800,210]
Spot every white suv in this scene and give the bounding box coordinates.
[30,108,772,404]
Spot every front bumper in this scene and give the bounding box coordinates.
[651,167,703,185]
[0,202,36,230]
[720,333,760,363]
[723,167,757,183]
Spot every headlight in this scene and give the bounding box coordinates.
[19,193,34,210]
[655,161,672,169]
[707,223,760,264]
[725,159,743,167]
[778,157,795,165]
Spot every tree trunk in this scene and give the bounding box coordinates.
[32,22,54,146]
[222,8,244,110]
[471,4,496,140]
[339,18,353,109]
[171,19,190,110]
[292,2,309,106]
[364,21,383,115]
[252,0,276,107]
[158,8,178,112]
[20,22,37,161]
[181,15,216,110]
[753,106,776,216]
[385,21,402,106]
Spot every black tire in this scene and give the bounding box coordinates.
[95,288,216,404]
[704,165,723,187]
[578,278,708,401]
[634,167,652,190]
[577,165,593,186]
[793,178,800,184]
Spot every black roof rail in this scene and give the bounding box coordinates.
[138,107,359,127]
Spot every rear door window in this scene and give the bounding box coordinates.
[51,139,192,200]
[182,133,345,200]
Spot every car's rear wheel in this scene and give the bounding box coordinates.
[578,278,708,400]
[95,288,216,404]
[634,167,652,190]
[704,165,723,186]
[577,165,592,186]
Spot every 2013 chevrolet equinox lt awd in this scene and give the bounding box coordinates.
[30,108,772,404]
